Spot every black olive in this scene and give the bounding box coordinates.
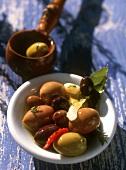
[87,89,100,108]
[80,76,94,97]
[51,96,70,111]
[34,124,59,146]
[52,110,69,128]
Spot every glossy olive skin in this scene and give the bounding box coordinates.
[69,108,100,134]
[80,76,94,97]
[22,105,54,131]
[26,95,44,108]
[51,96,70,111]
[87,89,100,108]
[34,124,59,146]
[40,81,68,105]
[26,42,49,57]
[52,110,68,128]
[53,132,87,156]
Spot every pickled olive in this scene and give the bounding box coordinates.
[26,42,49,57]
[40,82,68,105]
[80,76,94,97]
[26,95,44,108]
[34,124,59,146]
[22,105,54,131]
[52,110,68,128]
[69,108,100,134]
[87,89,100,108]
[53,132,87,156]
[51,96,70,111]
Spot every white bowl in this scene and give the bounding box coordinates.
[7,73,117,164]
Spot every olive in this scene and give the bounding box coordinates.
[80,76,94,97]
[51,96,70,111]
[34,124,59,146]
[26,95,44,108]
[69,108,100,134]
[26,42,49,57]
[53,132,87,156]
[52,110,68,128]
[22,105,54,132]
[87,89,100,108]
[40,81,68,105]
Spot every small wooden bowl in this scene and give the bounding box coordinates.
[6,30,56,81]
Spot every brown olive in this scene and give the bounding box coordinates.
[34,124,59,146]
[22,105,54,132]
[52,110,68,128]
[40,81,68,105]
[69,108,100,134]
[26,95,44,108]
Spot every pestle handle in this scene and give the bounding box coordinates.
[37,0,66,35]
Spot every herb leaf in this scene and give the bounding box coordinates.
[93,126,108,145]
[30,106,38,113]
[90,66,108,93]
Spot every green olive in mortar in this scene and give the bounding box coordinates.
[26,42,49,57]
[53,132,87,156]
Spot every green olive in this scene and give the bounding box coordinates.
[53,132,87,156]
[26,42,49,57]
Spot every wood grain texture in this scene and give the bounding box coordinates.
[0,0,126,169]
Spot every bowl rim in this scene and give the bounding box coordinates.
[7,30,56,59]
[7,73,117,164]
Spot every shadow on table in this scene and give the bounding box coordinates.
[59,0,103,76]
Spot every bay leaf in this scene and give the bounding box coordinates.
[90,66,108,93]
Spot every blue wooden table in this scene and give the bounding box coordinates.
[0,0,126,169]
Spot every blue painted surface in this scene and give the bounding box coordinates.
[0,0,126,169]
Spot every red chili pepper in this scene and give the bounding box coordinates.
[43,128,69,149]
